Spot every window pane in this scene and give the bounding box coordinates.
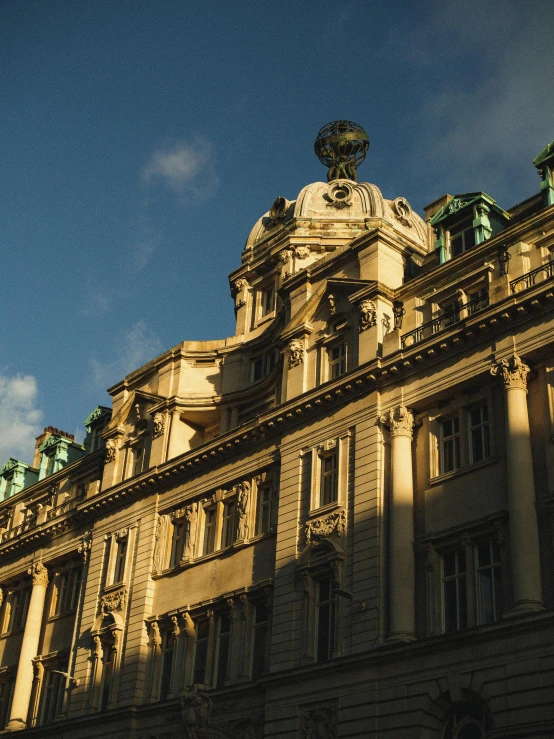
[193,621,210,685]
[216,613,231,687]
[160,634,174,700]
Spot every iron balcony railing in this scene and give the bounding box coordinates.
[401,294,489,349]
[510,259,554,294]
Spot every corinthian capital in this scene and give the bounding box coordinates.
[491,353,530,392]
[380,405,415,439]
[28,562,49,587]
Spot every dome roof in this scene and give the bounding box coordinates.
[244,179,427,251]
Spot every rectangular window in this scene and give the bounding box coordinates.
[215,612,231,687]
[252,603,268,678]
[442,548,467,633]
[468,404,490,464]
[52,569,82,616]
[132,445,146,477]
[193,620,210,685]
[159,631,175,700]
[328,342,346,380]
[316,578,335,663]
[221,501,236,548]
[260,284,275,317]
[476,540,503,624]
[320,452,338,506]
[0,679,13,730]
[467,286,488,315]
[252,356,264,382]
[450,218,475,258]
[169,519,185,568]
[6,588,31,632]
[40,666,66,725]
[440,298,461,330]
[113,538,127,583]
[440,417,460,474]
[203,508,216,555]
[255,484,272,536]
[100,643,114,711]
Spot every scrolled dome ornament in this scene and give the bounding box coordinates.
[314,120,369,182]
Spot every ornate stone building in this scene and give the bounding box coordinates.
[0,122,553,738]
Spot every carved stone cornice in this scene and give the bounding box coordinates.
[305,509,346,544]
[380,405,415,439]
[490,353,530,392]
[28,562,49,587]
[100,587,127,614]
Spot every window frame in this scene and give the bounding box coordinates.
[308,433,350,514]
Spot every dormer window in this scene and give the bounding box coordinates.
[449,217,475,258]
[328,342,346,380]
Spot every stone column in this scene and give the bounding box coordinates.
[380,405,416,642]
[7,563,49,731]
[491,354,544,612]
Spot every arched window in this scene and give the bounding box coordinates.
[443,703,488,739]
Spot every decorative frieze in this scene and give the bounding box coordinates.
[490,353,530,391]
[100,587,127,614]
[380,405,415,439]
[305,509,346,544]
[288,338,305,368]
[358,298,377,331]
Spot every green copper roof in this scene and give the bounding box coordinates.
[533,140,554,168]
[430,192,509,226]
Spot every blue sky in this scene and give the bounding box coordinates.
[1,0,553,463]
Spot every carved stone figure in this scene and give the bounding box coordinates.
[236,482,250,541]
[288,338,305,368]
[490,353,530,391]
[153,514,170,573]
[181,685,213,738]
[92,635,102,658]
[104,438,117,464]
[392,300,405,330]
[78,531,92,563]
[28,562,49,587]
[301,707,337,739]
[359,299,377,331]
[328,294,337,315]
[305,509,346,544]
[152,412,166,439]
[294,246,310,259]
[184,503,198,559]
[149,620,162,647]
[233,277,249,294]
[279,248,293,263]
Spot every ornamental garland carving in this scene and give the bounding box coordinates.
[104,438,117,464]
[380,405,415,439]
[28,562,49,587]
[358,299,377,331]
[152,412,166,439]
[305,509,346,544]
[288,338,305,369]
[490,353,530,391]
[100,587,127,614]
[301,707,337,739]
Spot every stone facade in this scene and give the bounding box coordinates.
[0,135,553,737]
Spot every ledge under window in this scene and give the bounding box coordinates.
[428,456,498,486]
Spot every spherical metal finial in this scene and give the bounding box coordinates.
[314,121,369,182]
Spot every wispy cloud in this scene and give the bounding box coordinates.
[413,1,554,199]
[134,230,159,273]
[142,138,219,199]
[0,374,43,464]
[91,321,164,390]
[81,286,112,316]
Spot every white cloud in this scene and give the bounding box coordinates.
[0,374,43,464]
[134,232,159,273]
[142,138,219,199]
[91,321,164,391]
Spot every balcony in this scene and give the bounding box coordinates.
[401,294,489,349]
[510,260,554,294]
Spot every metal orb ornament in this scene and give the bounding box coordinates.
[314,121,369,182]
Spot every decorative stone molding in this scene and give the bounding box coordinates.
[328,294,337,315]
[358,298,377,331]
[28,562,49,587]
[181,685,213,737]
[100,587,127,614]
[149,619,161,648]
[325,180,353,209]
[380,405,415,439]
[104,438,117,464]
[490,353,530,391]
[288,338,305,369]
[78,531,92,563]
[301,707,337,739]
[392,197,413,227]
[233,277,249,293]
[294,246,310,260]
[305,509,346,545]
[279,248,293,263]
[183,502,198,559]
[152,412,166,439]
